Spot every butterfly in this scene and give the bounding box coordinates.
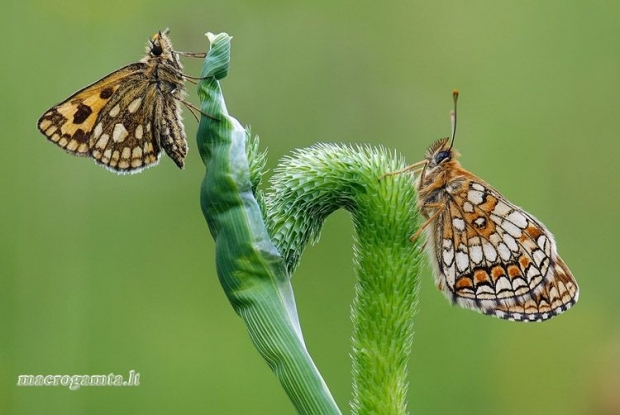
[385,90,579,322]
[37,29,201,174]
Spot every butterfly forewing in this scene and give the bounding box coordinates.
[37,31,187,174]
[38,64,142,157]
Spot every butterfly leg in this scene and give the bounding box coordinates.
[379,160,427,180]
[180,99,218,121]
[176,51,208,58]
[409,203,444,242]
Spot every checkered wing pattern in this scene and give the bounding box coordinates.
[429,175,579,321]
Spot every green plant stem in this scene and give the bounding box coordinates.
[266,145,423,414]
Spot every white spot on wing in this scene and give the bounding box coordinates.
[470,244,483,264]
[477,286,495,298]
[495,277,512,295]
[109,104,121,117]
[96,133,110,149]
[453,217,465,232]
[489,233,501,244]
[93,122,103,139]
[463,201,474,213]
[537,235,550,253]
[132,147,142,159]
[497,243,511,261]
[112,124,129,143]
[532,249,546,267]
[455,249,469,272]
[512,277,528,292]
[507,211,528,229]
[127,98,143,114]
[482,242,498,262]
[445,263,456,287]
[490,213,502,226]
[493,201,512,216]
[526,264,541,281]
[501,220,522,238]
[468,189,484,205]
[442,239,454,266]
[503,234,519,252]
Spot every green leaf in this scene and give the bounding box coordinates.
[196,33,341,415]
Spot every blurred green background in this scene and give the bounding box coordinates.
[2,0,619,414]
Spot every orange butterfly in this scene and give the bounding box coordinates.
[37,30,202,173]
[386,91,579,321]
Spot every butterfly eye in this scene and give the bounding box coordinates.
[151,43,163,56]
[434,150,450,164]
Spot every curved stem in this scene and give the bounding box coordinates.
[266,145,423,414]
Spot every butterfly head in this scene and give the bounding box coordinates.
[147,29,175,60]
[425,137,460,168]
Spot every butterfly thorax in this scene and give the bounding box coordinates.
[142,32,185,98]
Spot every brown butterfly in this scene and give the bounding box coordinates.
[384,91,579,321]
[37,29,201,174]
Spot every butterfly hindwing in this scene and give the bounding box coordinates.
[153,92,186,169]
[432,175,578,321]
[398,91,579,322]
[89,76,165,172]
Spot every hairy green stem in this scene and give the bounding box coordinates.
[266,145,422,414]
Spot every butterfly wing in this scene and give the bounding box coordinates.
[152,89,186,169]
[429,173,579,321]
[37,63,145,157]
[37,62,174,173]
[86,74,163,173]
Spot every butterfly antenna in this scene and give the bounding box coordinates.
[449,89,459,151]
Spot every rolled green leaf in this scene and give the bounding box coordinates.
[196,33,341,415]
